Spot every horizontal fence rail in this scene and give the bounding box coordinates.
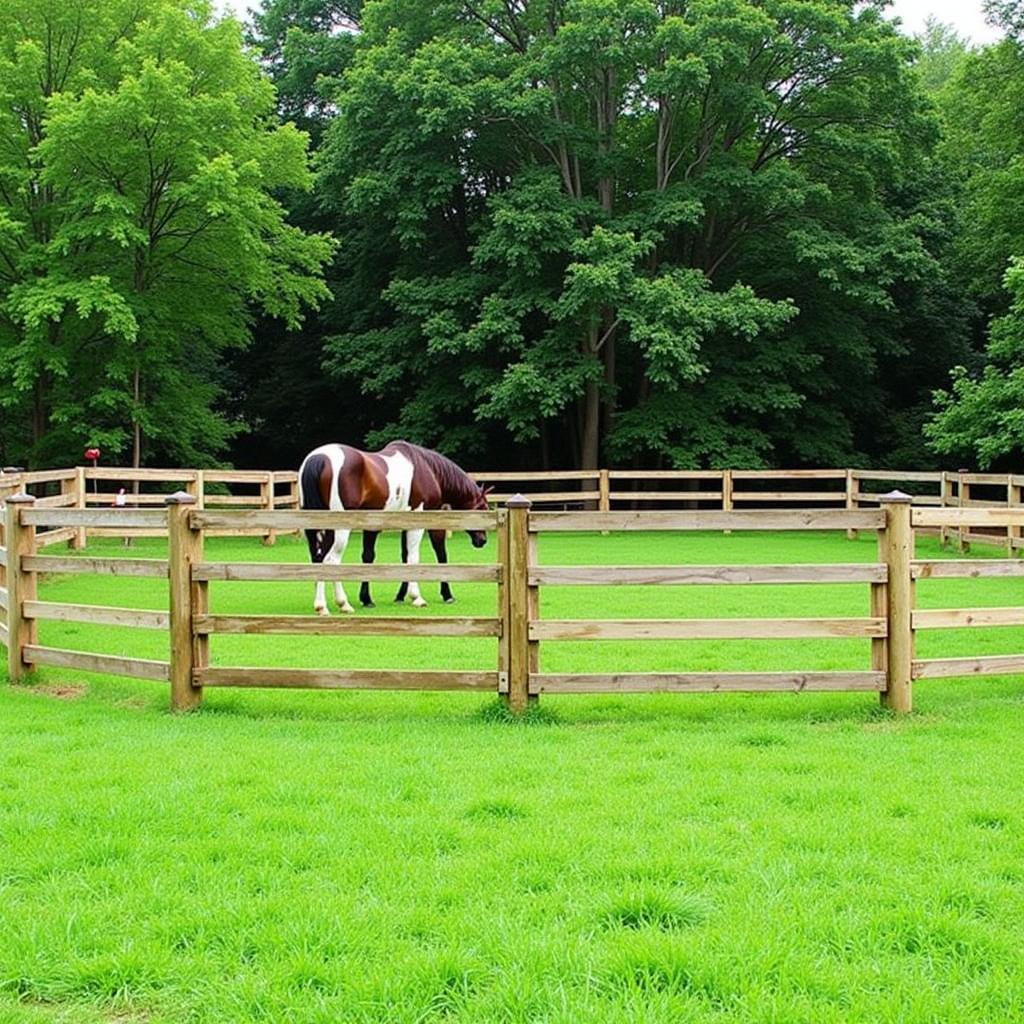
[1,486,1024,715]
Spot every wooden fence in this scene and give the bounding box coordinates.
[6,464,1022,553]
[3,493,1024,715]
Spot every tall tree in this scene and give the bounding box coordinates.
[0,0,334,468]
[319,0,941,469]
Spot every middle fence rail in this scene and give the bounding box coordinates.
[3,495,1024,716]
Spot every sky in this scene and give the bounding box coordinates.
[217,0,1003,44]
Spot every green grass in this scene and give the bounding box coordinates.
[1,530,1023,1023]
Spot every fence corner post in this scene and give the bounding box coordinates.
[845,469,858,541]
[504,494,533,714]
[166,492,202,712]
[878,491,913,715]
[72,466,87,549]
[5,493,37,683]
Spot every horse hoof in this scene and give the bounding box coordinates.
[339,604,355,614]
[361,600,376,609]
[412,598,428,608]
[315,606,330,617]
[394,597,405,604]
[444,597,456,604]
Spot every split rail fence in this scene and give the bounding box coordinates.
[2,465,1023,553]
[3,494,1024,715]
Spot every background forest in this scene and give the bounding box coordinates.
[1,0,1023,473]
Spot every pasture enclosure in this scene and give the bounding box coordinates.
[3,463,1024,552]
[3,489,1024,715]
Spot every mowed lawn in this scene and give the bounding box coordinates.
[1,529,1023,1023]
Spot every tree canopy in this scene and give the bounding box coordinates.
[1,0,1021,473]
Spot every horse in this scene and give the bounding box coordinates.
[297,441,492,614]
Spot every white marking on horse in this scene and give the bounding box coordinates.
[299,444,353,615]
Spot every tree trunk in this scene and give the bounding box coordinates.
[581,376,600,470]
[132,364,142,473]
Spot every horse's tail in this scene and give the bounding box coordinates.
[299,452,329,510]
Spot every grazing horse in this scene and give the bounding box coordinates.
[298,441,491,614]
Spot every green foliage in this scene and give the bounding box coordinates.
[928,258,1024,466]
[0,0,334,467]
[317,0,952,468]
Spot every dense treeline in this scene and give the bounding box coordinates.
[1,0,1023,472]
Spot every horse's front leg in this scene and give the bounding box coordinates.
[394,531,409,603]
[324,529,354,614]
[428,529,454,603]
[359,530,379,608]
[404,527,428,608]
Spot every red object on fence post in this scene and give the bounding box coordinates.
[878,491,914,715]
[5,493,37,683]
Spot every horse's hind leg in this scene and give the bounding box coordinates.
[404,527,428,608]
[428,529,454,603]
[394,531,409,603]
[324,529,354,614]
[360,530,378,607]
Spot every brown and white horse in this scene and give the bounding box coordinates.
[298,441,491,614]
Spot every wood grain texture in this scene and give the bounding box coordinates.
[194,614,501,637]
[912,655,1024,679]
[607,491,723,502]
[21,508,168,528]
[528,564,887,586]
[23,555,168,578]
[880,499,914,713]
[22,645,169,681]
[730,492,846,503]
[85,467,199,482]
[912,607,1024,629]
[914,508,1024,527]
[23,601,169,630]
[529,510,886,532]
[197,668,498,690]
[193,562,500,582]
[167,500,202,711]
[529,672,886,693]
[530,617,886,640]
[190,509,498,532]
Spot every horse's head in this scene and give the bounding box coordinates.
[466,484,493,548]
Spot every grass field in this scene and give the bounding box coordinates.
[1,529,1023,1023]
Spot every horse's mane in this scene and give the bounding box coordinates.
[392,441,478,502]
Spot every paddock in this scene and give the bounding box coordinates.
[2,479,1023,715]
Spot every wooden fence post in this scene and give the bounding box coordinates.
[845,469,858,541]
[72,466,87,549]
[939,471,951,548]
[166,492,203,711]
[878,491,913,714]
[1010,476,1022,558]
[5,494,37,683]
[957,468,970,553]
[504,495,533,713]
[599,469,610,513]
[1006,474,1017,556]
[261,472,275,546]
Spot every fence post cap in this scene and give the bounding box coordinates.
[2,466,25,473]
[4,492,35,504]
[164,491,197,505]
[505,493,532,509]
[878,490,913,504]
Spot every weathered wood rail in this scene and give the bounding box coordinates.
[3,464,1024,552]
[3,493,1024,714]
